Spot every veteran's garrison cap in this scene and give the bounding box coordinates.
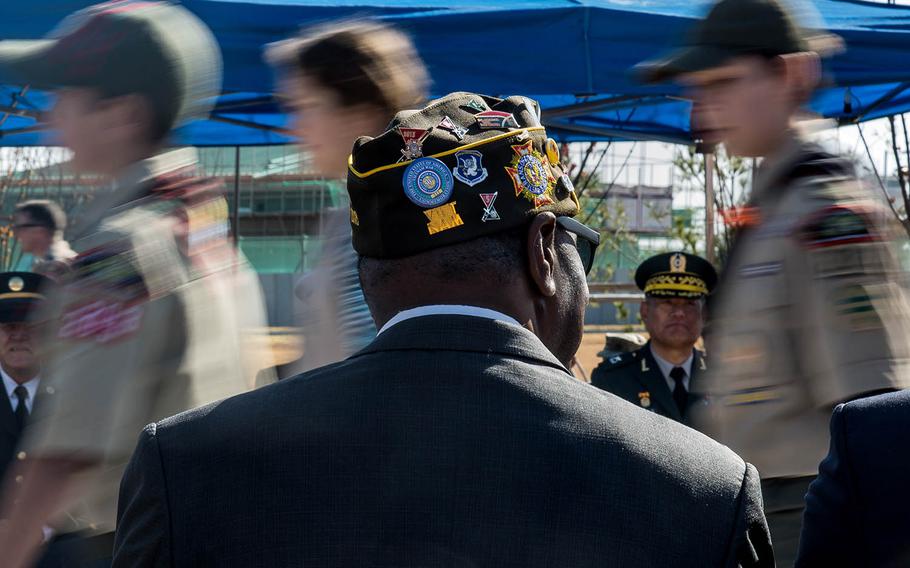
[347,92,580,258]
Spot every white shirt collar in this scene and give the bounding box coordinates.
[650,347,694,393]
[378,305,523,335]
[1,366,40,413]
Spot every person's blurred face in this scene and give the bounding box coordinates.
[0,323,38,380]
[48,88,149,175]
[682,56,793,157]
[12,213,53,256]
[282,73,381,178]
[641,297,704,351]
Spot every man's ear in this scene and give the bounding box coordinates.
[526,213,558,298]
[777,52,820,104]
[640,299,649,323]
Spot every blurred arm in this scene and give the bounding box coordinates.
[793,203,910,407]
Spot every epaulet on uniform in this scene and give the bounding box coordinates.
[601,350,639,370]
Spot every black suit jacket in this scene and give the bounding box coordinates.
[590,342,706,424]
[114,315,772,567]
[0,381,46,482]
[796,390,910,568]
[0,387,22,481]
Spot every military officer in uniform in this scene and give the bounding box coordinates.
[591,252,716,425]
[0,273,53,483]
[638,0,910,564]
[0,3,273,566]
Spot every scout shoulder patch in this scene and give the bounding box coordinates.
[67,240,148,304]
[800,204,879,249]
[58,300,144,344]
[59,240,148,344]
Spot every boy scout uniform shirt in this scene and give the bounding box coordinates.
[22,148,274,535]
[692,134,910,479]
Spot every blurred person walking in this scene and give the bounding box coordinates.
[262,21,428,377]
[0,2,273,565]
[638,0,910,563]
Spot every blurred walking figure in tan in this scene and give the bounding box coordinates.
[0,2,272,565]
[638,0,910,563]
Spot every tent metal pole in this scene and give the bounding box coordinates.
[233,146,241,247]
[705,152,716,264]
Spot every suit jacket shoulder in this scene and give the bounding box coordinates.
[116,316,772,567]
[797,390,910,568]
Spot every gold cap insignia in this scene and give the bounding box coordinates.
[670,252,686,273]
[8,277,24,292]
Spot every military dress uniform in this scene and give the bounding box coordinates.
[692,134,910,563]
[592,344,707,424]
[591,251,716,425]
[0,273,54,483]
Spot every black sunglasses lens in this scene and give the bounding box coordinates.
[577,239,594,275]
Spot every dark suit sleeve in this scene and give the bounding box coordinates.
[795,404,856,567]
[725,463,775,568]
[113,424,172,568]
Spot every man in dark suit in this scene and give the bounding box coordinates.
[591,252,716,425]
[113,92,773,566]
[0,272,54,482]
[796,390,910,567]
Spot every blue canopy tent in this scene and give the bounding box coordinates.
[2,0,910,146]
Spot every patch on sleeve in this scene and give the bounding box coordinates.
[59,240,149,343]
[58,300,144,343]
[69,242,148,304]
[800,205,879,249]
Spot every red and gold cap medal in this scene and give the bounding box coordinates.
[505,140,556,208]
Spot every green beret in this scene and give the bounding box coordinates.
[347,92,580,258]
[634,252,718,299]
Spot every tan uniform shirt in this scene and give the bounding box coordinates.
[693,135,910,479]
[22,148,274,534]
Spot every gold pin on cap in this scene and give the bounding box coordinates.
[8,277,24,292]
